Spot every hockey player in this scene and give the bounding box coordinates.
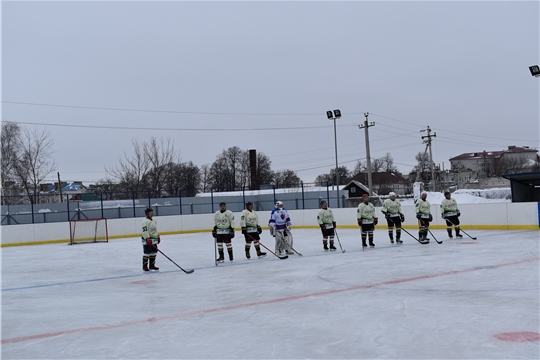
[317,200,337,251]
[240,202,267,259]
[381,192,405,244]
[357,194,378,248]
[415,191,432,244]
[441,191,462,238]
[141,207,160,272]
[268,201,293,255]
[213,202,235,263]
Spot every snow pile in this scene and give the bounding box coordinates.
[399,189,511,206]
[453,188,511,200]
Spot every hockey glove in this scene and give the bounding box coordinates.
[457,211,461,217]
[441,213,446,219]
[212,229,217,238]
[384,212,390,219]
[357,219,363,226]
[257,226,262,234]
[320,224,326,232]
[428,214,433,222]
[400,213,405,222]
[416,213,422,219]
[269,226,276,237]
[286,223,292,231]
[373,217,378,226]
[241,227,247,235]
[333,222,336,228]
[146,238,153,246]
[229,228,235,238]
[213,225,218,231]
[157,235,161,244]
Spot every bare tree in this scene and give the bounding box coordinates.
[255,152,274,186]
[14,127,57,201]
[1,122,22,198]
[142,137,181,195]
[274,169,301,188]
[208,146,245,191]
[314,166,351,185]
[200,164,210,192]
[107,139,151,195]
[380,152,399,172]
[352,159,366,175]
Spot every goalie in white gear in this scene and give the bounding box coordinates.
[268,201,294,255]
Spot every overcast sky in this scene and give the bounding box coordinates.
[2,1,539,186]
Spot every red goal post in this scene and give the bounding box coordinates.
[69,218,109,245]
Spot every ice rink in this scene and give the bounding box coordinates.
[2,228,539,359]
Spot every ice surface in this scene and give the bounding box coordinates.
[2,228,539,359]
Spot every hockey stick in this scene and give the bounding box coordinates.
[400,227,428,245]
[445,218,477,240]
[334,229,346,253]
[427,228,443,244]
[254,238,288,260]
[245,233,287,260]
[214,236,218,266]
[152,245,194,274]
[283,230,302,256]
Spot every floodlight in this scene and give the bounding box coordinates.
[529,65,540,77]
[326,110,333,119]
[333,109,341,119]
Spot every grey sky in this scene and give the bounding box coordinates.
[2,1,539,185]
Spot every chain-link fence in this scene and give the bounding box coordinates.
[1,183,346,226]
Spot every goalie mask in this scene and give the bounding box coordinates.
[275,201,283,208]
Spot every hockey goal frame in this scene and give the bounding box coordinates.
[69,218,109,245]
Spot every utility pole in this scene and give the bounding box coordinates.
[358,112,375,196]
[420,126,437,191]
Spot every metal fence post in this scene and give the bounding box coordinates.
[301,181,305,209]
[132,191,136,218]
[211,188,214,213]
[100,192,104,219]
[179,189,183,215]
[30,195,35,224]
[66,195,70,221]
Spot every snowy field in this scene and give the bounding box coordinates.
[2,228,539,359]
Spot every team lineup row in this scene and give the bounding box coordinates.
[139,191,463,272]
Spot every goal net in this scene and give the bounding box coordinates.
[69,218,109,245]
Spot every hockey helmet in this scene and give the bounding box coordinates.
[444,191,451,197]
[389,192,397,198]
[275,200,283,208]
[320,200,327,207]
[144,207,153,215]
[246,201,253,208]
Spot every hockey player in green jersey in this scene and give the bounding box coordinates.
[141,207,160,272]
[381,192,405,244]
[240,202,267,259]
[441,191,462,238]
[317,200,337,251]
[213,202,235,263]
[415,191,432,244]
[357,194,378,248]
